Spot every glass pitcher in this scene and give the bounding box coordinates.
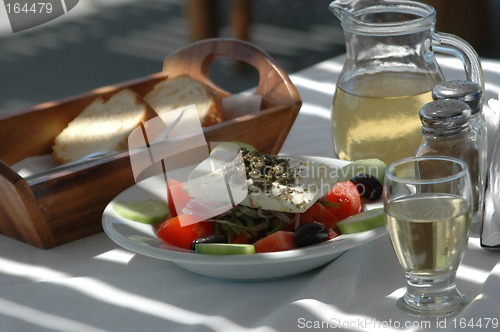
[329,0,484,165]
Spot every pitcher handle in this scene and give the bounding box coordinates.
[432,32,485,103]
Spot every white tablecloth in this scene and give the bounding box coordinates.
[0,55,499,332]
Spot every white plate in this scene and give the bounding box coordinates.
[102,156,386,281]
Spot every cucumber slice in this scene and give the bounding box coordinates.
[210,141,257,156]
[231,141,257,152]
[337,207,386,234]
[112,200,170,224]
[195,243,256,255]
[337,159,387,183]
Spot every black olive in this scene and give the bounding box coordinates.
[190,234,228,251]
[293,222,329,247]
[350,174,383,201]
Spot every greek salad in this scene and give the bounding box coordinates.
[112,143,387,255]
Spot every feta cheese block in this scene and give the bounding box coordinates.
[185,142,248,217]
[184,143,339,215]
[240,158,338,213]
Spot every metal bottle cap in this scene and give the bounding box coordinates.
[420,99,472,136]
[432,80,483,115]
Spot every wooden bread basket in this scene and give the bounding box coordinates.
[0,38,301,248]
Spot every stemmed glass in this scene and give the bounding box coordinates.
[384,156,473,317]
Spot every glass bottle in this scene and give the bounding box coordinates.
[416,99,480,222]
[432,80,486,223]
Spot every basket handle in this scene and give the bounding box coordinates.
[162,38,301,109]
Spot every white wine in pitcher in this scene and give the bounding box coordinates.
[331,72,434,165]
[329,0,483,166]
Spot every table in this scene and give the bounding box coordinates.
[0,55,499,332]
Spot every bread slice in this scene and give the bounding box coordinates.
[52,89,155,164]
[144,75,225,127]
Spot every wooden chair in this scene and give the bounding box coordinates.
[185,0,251,41]
[424,0,491,52]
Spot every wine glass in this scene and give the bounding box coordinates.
[384,156,473,317]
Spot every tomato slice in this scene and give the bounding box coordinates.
[230,233,252,244]
[253,231,296,253]
[157,215,213,250]
[322,181,361,221]
[328,228,339,240]
[299,201,340,229]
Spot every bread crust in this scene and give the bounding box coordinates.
[144,75,225,127]
[52,89,154,164]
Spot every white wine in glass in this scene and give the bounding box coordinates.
[384,156,472,317]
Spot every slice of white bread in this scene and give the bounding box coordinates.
[52,89,155,164]
[144,75,225,127]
